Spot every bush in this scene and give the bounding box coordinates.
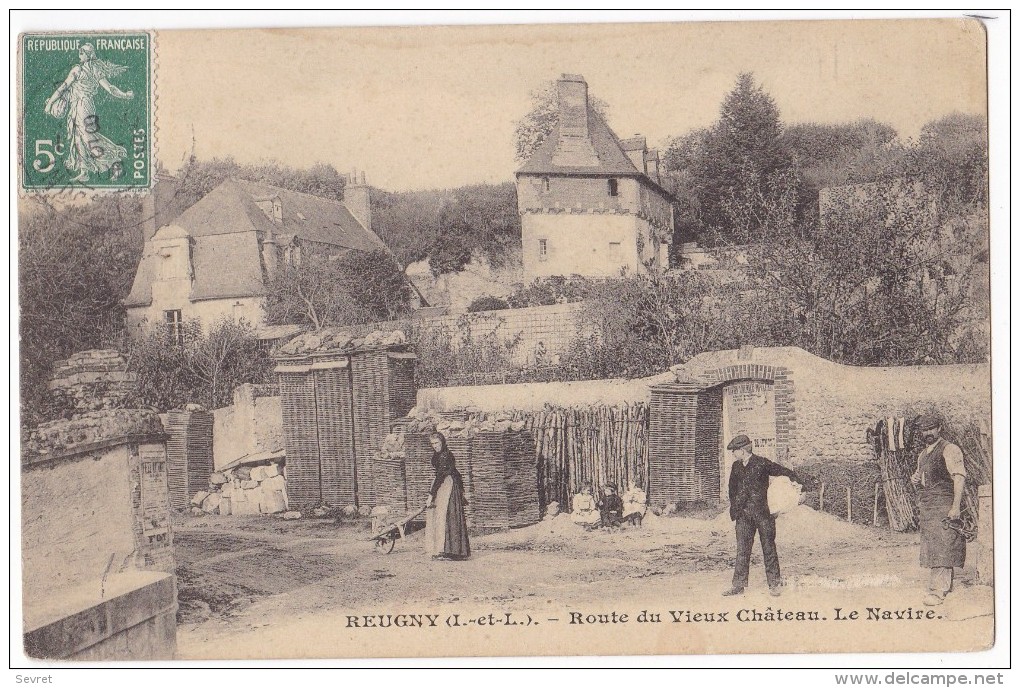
[409,315,522,388]
[126,318,274,411]
[466,295,509,313]
[505,276,599,308]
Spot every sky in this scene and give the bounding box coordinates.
[19,17,962,193]
[151,18,988,192]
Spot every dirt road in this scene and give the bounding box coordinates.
[174,507,994,659]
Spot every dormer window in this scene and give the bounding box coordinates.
[272,198,283,223]
[608,179,619,197]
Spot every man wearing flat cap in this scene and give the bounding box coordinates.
[723,434,801,597]
[910,415,967,606]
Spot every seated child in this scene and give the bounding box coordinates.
[570,483,601,527]
[621,482,647,526]
[598,483,625,528]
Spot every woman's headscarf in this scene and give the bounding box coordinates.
[430,432,455,470]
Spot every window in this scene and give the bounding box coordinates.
[607,178,619,197]
[542,176,550,192]
[164,309,184,346]
[608,242,622,259]
[538,238,548,261]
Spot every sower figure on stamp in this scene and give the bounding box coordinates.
[723,435,801,598]
[910,415,967,606]
[43,43,134,183]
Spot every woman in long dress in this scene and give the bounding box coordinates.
[425,432,470,560]
[43,43,134,183]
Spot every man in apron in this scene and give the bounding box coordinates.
[910,416,967,606]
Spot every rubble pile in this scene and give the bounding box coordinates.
[24,409,164,457]
[191,459,288,516]
[277,328,407,356]
[48,349,137,414]
[394,407,527,439]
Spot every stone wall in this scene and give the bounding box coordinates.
[48,349,136,415]
[212,384,284,470]
[670,346,990,468]
[342,301,588,368]
[21,348,177,659]
[22,433,176,659]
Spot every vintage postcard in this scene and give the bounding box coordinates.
[15,16,999,664]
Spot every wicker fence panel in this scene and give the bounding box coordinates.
[313,361,356,507]
[278,369,321,508]
[165,409,214,510]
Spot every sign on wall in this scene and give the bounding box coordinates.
[720,381,777,494]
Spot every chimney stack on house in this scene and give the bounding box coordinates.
[644,149,660,183]
[551,74,599,167]
[261,227,278,279]
[140,172,182,241]
[620,134,662,184]
[344,170,372,232]
[620,135,647,173]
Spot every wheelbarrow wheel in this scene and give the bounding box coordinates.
[374,535,395,554]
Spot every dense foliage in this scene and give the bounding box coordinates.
[19,196,146,427]
[371,182,521,275]
[126,319,274,411]
[264,248,413,329]
[169,157,348,208]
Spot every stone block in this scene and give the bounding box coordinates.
[263,491,287,514]
[201,493,221,514]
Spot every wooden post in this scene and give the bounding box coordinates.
[872,482,881,527]
[846,487,852,522]
[819,482,826,512]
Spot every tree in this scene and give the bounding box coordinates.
[664,73,796,244]
[126,318,274,411]
[264,247,412,329]
[903,113,988,210]
[433,183,520,275]
[781,119,902,221]
[370,183,521,277]
[19,197,145,426]
[369,187,446,269]
[745,179,983,365]
[513,80,610,162]
[170,157,348,212]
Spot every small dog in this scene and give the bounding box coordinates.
[620,511,644,528]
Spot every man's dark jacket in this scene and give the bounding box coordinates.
[728,454,799,521]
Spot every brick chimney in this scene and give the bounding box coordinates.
[551,74,599,167]
[620,135,647,173]
[345,170,372,232]
[140,171,181,241]
[644,149,661,184]
[261,227,278,280]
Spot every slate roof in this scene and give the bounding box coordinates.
[125,179,390,307]
[516,108,676,202]
[517,108,642,177]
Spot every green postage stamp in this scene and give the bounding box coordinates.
[20,32,152,191]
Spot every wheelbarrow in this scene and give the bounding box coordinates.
[367,505,428,554]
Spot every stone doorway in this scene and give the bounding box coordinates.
[720,380,777,496]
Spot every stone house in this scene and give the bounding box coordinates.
[124,173,398,341]
[516,74,679,279]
